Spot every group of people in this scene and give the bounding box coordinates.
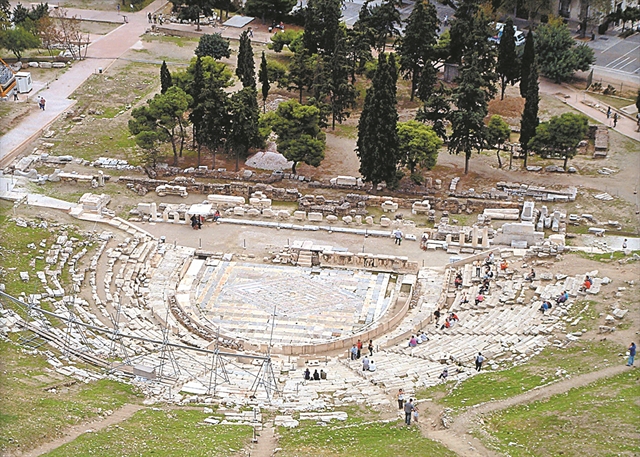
[350,339,374,360]
[190,214,204,230]
[407,332,429,347]
[147,12,165,24]
[440,312,459,330]
[397,389,419,425]
[304,368,326,381]
[361,356,376,372]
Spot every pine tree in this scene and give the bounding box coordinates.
[288,50,314,103]
[519,31,535,97]
[396,0,439,101]
[519,59,539,168]
[356,53,400,189]
[259,51,270,113]
[497,17,520,100]
[327,36,357,129]
[236,30,256,89]
[160,60,172,94]
[448,0,480,64]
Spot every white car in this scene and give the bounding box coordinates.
[489,22,525,46]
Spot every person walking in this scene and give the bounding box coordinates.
[404,398,414,425]
[606,106,611,118]
[397,388,405,409]
[613,112,618,128]
[627,342,636,367]
[38,97,46,110]
[475,352,485,372]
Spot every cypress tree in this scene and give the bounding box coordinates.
[497,17,520,100]
[356,53,400,189]
[259,51,270,113]
[327,35,357,129]
[520,31,535,98]
[160,60,172,94]
[236,31,256,89]
[519,59,539,168]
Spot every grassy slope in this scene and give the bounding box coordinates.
[0,340,141,455]
[42,409,253,457]
[486,370,640,457]
[417,340,621,409]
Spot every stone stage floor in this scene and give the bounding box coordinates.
[181,259,397,345]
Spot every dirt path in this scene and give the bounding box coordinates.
[417,364,630,457]
[246,423,278,457]
[18,403,144,457]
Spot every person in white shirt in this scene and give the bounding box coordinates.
[368,360,377,372]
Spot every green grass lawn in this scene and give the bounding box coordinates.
[417,340,621,409]
[485,370,640,457]
[278,415,456,457]
[42,409,253,457]
[0,340,141,456]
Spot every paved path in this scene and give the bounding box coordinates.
[0,0,168,168]
[539,78,640,141]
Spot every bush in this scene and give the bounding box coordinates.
[267,60,287,85]
[410,172,424,185]
[589,82,602,92]
[603,84,617,95]
[268,29,302,52]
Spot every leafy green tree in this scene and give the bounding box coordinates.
[519,55,539,168]
[227,87,262,171]
[353,0,401,52]
[356,52,400,188]
[396,0,439,101]
[397,120,442,174]
[11,3,30,25]
[326,35,357,129]
[303,0,342,55]
[160,60,172,94]
[519,30,535,97]
[236,30,255,89]
[195,33,231,59]
[0,27,39,59]
[244,0,296,22]
[535,17,595,83]
[486,115,511,168]
[528,112,588,169]
[497,17,519,100]
[447,4,497,174]
[179,0,215,31]
[172,56,234,94]
[263,100,326,174]
[259,51,270,113]
[128,86,192,166]
[266,59,287,86]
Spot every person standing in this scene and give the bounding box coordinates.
[356,339,363,359]
[350,344,357,361]
[368,339,374,356]
[627,342,636,367]
[613,112,618,128]
[393,228,403,245]
[607,106,611,118]
[39,97,46,110]
[475,352,485,372]
[404,398,414,425]
[362,355,370,372]
[397,388,405,409]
